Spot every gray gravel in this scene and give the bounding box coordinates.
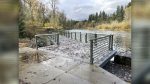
[103,61,131,83]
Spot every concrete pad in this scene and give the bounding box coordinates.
[69,63,127,84]
[47,73,93,84]
[19,63,64,84]
[41,56,81,72]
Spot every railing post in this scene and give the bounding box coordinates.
[67,31,68,38]
[67,31,69,38]
[52,35,55,41]
[52,35,54,41]
[55,34,57,42]
[65,31,67,37]
[109,35,113,50]
[111,35,113,50]
[75,32,76,40]
[35,36,40,63]
[68,32,70,38]
[94,34,97,46]
[80,32,82,42]
[66,31,67,37]
[68,31,69,38]
[85,33,87,43]
[35,36,38,50]
[90,40,94,64]
[57,34,59,45]
[71,32,72,39]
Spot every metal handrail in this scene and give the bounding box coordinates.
[90,35,112,41]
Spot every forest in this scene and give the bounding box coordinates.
[19,0,131,38]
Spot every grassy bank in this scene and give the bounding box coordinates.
[97,21,130,31]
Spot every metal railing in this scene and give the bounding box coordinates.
[35,33,59,50]
[62,31,114,65]
[62,31,106,43]
[90,35,113,64]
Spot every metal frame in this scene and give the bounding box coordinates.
[62,31,114,65]
[35,33,59,50]
[90,35,113,64]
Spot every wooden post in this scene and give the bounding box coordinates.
[85,33,87,43]
[80,32,82,42]
[75,32,76,40]
[90,40,94,64]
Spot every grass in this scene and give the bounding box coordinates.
[95,21,131,31]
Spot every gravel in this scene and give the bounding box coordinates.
[103,61,131,83]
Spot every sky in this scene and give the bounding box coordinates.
[43,0,131,21]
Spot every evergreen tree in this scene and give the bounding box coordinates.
[98,11,102,23]
[102,11,107,21]
[95,12,98,22]
[120,6,125,21]
[112,12,116,20]
[116,6,124,22]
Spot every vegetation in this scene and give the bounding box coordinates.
[19,0,67,38]
[72,3,131,31]
[19,0,131,38]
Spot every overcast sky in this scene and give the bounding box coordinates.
[43,0,131,21]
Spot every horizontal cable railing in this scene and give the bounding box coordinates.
[61,30,114,65]
[62,31,107,43]
[90,35,113,64]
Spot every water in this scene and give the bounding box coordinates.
[67,29,131,52]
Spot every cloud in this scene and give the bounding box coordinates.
[74,5,94,12]
[45,0,131,21]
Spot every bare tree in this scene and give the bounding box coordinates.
[22,0,39,23]
[50,0,58,17]
[49,0,59,28]
[38,2,47,26]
